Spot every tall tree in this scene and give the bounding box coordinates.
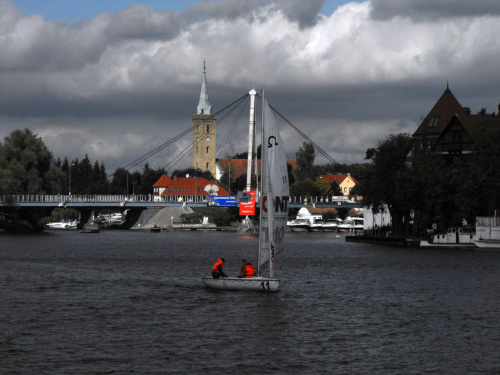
[359,133,414,236]
[0,128,64,194]
[295,142,315,181]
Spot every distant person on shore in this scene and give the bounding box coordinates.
[238,259,247,278]
[211,258,227,279]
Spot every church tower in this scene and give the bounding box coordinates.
[192,62,216,176]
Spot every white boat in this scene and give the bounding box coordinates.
[321,218,343,232]
[96,212,126,228]
[309,216,324,232]
[287,207,321,232]
[430,227,475,244]
[203,90,289,292]
[46,220,77,229]
[339,216,364,232]
[287,218,311,232]
[473,216,500,248]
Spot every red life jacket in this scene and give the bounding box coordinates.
[212,258,224,273]
[244,264,255,278]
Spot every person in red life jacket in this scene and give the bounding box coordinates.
[211,258,227,279]
[243,262,256,278]
[238,259,247,278]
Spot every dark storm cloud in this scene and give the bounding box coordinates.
[1,0,500,173]
[371,0,500,21]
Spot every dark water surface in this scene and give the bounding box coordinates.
[1,230,499,374]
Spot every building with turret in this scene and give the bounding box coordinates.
[192,62,217,176]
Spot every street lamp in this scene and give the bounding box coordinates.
[69,162,75,197]
[194,168,201,203]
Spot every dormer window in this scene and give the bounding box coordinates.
[428,116,439,128]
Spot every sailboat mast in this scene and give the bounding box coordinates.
[257,90,265,278]
[246,89,257,191]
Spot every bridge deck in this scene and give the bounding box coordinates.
[1,195,362,209]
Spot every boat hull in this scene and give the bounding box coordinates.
[202,277,280,292]
[473,239,500,248]
[288,225,310,232]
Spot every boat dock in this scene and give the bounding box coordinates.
[346,235,478,249]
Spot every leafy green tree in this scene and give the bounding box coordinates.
[358,133,414,236]
[295,142,315,181]
[290,179,321,197]
[0,128,64,194]
[138,164,166,194]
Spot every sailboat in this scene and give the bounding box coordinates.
[202,90,290,292]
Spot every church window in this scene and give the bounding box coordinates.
[206,146,210,153]
[207,124,210,133]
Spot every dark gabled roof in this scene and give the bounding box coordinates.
[459,114,500,140]
[413,87,470,138]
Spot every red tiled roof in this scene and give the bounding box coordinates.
[160,177,229,196]
[153,174,173,187]
[319,174,358,185]
[217,158,297,179]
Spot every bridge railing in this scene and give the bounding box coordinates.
[1,194,361,206]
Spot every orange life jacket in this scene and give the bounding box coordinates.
[212,258,224,273]
[244,264,255,278]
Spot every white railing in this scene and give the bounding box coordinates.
[1,194,361,205]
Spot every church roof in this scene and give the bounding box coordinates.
[197,62,211,115]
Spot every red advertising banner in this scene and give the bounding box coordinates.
[239,191,256,216]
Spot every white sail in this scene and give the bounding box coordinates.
[258,99,290,276]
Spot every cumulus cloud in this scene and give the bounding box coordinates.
[1,0,500,174]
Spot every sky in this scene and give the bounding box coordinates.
[2,0,500,175]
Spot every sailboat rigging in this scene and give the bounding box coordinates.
[202,90,290,292]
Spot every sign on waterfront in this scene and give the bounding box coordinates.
[239,191,256,215]
[207,195,236,207]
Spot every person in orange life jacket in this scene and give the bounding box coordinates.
[238,259,247,278]
[211,258,228,279]
[243,262,256,278]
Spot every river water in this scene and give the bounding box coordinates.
[1,230,499,374]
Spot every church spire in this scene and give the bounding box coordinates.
[197,60,212,115]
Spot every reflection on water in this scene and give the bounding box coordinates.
[1,230,499,374]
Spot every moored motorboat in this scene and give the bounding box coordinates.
[287,218,311,232]
[339,216,364,232]
[321,218,342,232]
[430,227,475,244]
[46,220,78,229]
[150,225,162,233]
[473,216,500,248]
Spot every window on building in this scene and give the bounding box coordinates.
[207,124,210,133]
[206,162,209,169]
[428,116,439,128]
[207,146,210,154]
[344,187,347,192]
